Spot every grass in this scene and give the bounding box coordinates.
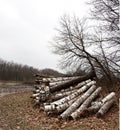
[0,92,119,130]
[0,92,30,130]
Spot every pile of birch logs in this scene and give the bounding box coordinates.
[31,72,116,120]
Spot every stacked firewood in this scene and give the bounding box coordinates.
[31,73,116,120]
[31,74,78,104]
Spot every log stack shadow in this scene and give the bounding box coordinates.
[31,72,116,120]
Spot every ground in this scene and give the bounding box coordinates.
[0,91,119,130]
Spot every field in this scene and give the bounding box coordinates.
[0,81,33,97]
[0,91,119,130]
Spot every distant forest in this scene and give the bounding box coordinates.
[0,59,64,82]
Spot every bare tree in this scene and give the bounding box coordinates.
[52,16,95,73]
[90,0,119,31]
[89,0,120,82]
[52,0,120,84]
[0,58,39,81]
[52,15,118,83]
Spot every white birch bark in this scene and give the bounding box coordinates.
[35,99,40,105]
[86,101,102,113]
[45,77,77,82]
[32,93,40,98]
[56,95,80,113]
[44,104,56,112]
[49,81,69,86]
[102,92,115,103]
[60,85,97,119]
[44,96,80,112]
[44,86,50,97]
[71,87,102,120]
[44,81,95,111]
[51,81,96,106]
[56,79,91,93]
[87,92,116,113]
[59,79,90,91]
[56,79,91,91]
[72,79,91,90]
[36,96,40,100]
[52,89,77,101]
[96,98,115,118]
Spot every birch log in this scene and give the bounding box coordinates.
[60,85,97,119]
[52,81,90,97]
[45,77,77,83]
[35,98,40,105]
[31,93,40,98]
[70,79,91,90]
[86,101,102,113]
[56,95,81,113]
[44,95,80,112]
[102,92,115,103]
[51,89,77,101]
[87,92,116,113]
[96,98,115,118]
[44,104,56,112]
[71,87,102,120]
[61,79,91,92]
[49,80,70,86]
[50,72,96,92]
[51,81,96,106]
[44,82,95,112]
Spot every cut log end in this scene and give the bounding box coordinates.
[96,99,115,118]
[96,112,102,118]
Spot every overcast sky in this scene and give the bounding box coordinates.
[0,0,89,72]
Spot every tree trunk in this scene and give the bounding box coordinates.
[44,81,96,112]
[31,93,39,98]
[71,87,102,120]
[60,85,97,119]
[49,80,70,86]
[56,95,80,113]
[102,92,115,103]
[51,89,77,101]
[50,72,96,92]
[87,92,116,113]
[51,80,92,101]
[44,95,80,112]
[36,76,76,83]
[96,98,115,118]
[68,79,91,91]
[51,81,96,106]
[44,104,56,112]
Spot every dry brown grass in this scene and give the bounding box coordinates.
[0,91,119,130]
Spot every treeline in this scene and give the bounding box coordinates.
[0,59,39,81]
[39,68,65,77]
[0,59,65,82]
